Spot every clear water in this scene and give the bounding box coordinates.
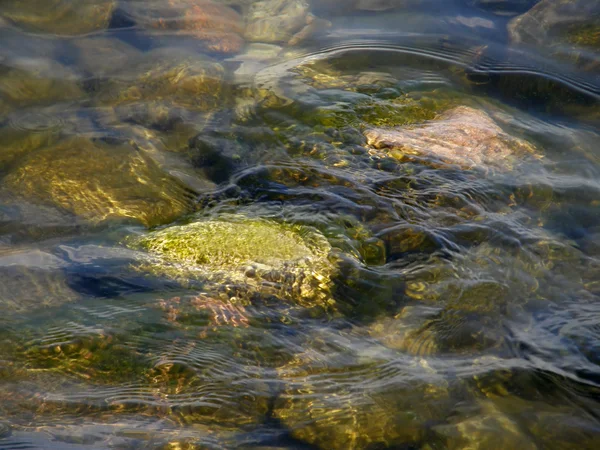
[0,1,599,448]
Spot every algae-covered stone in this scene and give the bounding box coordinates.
[95,47,226,117]
[3,136,196,227]
[366,242,550,356]
[0,250,78,314]
[106,124,218,193]
[72,37,142,78]
[274,351,452,449]
[0,116,61,170]
[508,0,600,69]
[509,0,600,49]
[431,399,538,449]
[365,106,539,170]
[0,0,116,35]
[435,394,600,450]
[245,0,330,46]
[122,0,245,54]
[0,57,83,108]
[0,106,98,171]
[128,215,336,309]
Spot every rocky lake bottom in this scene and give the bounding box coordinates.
[0,1,599,449]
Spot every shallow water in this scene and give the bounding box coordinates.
[1,1,599,448]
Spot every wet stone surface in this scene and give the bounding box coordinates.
[2,136,197,227]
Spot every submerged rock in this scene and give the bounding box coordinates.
[311,0,416,14]
[122,0,244,54]
[431,399,538,449]
[274,350,453,450]
[365,106,539,170]
[72,37,142,78]
[509,0,600,48]
[0,106,98,170]
[508,0,600,69]
[245,0,330,46]
[0,0,115,35]
[95,47,226,118]
[0,57,83,109]
[0,250,78,314]
[128,215,336,309]
[3,136,196,227]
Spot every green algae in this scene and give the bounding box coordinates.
[565,22,600,48]
[22,334,150,384]
[306,95,438,130]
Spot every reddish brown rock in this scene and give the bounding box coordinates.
[126,0,245,54]
[364,106,539,170]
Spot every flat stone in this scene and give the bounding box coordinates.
[364,106,538,170]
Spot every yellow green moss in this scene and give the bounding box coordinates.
[128,215,336,309]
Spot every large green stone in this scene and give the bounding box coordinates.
[128,215,337,309]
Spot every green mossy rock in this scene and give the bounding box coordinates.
[509,0,600,49]
[96,47,225,110]
[2,136,196,227]
[432,394,600,450]
[128,215,336,309]
[0,0,116,35]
